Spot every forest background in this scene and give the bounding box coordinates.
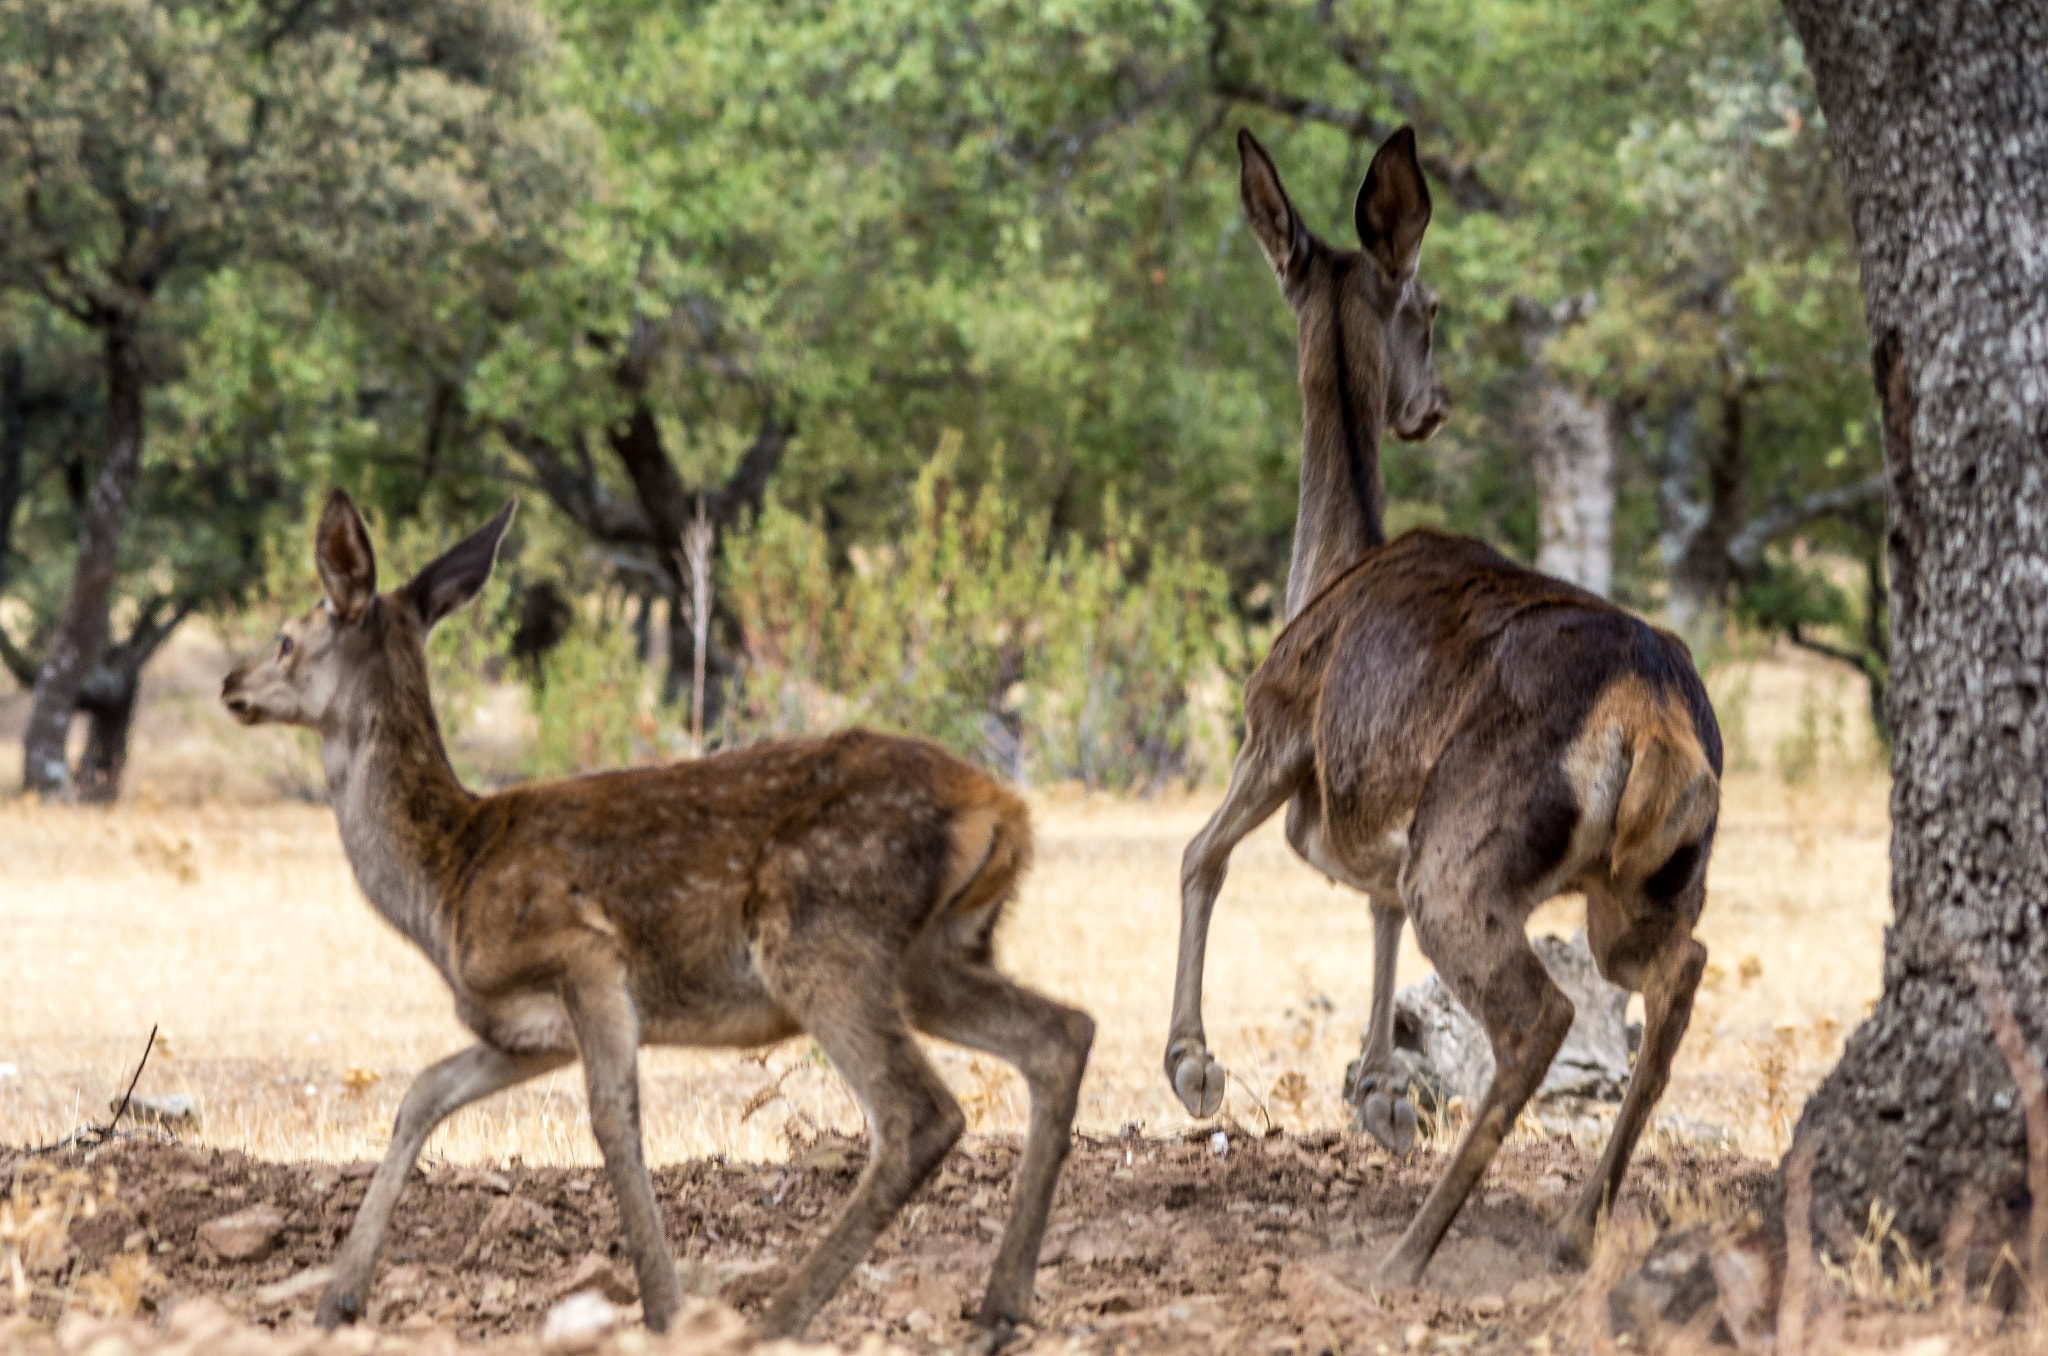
[0,0,1887,801]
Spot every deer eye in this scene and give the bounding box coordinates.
[278,635,294,657]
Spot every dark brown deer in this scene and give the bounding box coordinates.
[1166,128,1721,1286]
[221,492,1093,1339]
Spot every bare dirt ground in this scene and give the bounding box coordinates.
[7,1130,1778,1356]
[1,633,1977,1353]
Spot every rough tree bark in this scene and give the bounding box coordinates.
[20,316,144,798]
[1779,0,2048,1260]
[1514,297,1615,598]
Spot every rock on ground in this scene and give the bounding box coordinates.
[196,1204,285,1263]
[1350,929,1635,1120]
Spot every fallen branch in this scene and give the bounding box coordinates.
[25,1025,161,1156]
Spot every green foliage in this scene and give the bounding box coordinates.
[723,436,1244,790]
[2,0,1901,781]
[528,614,652,781]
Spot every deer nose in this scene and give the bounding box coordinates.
[221,673,253,720]
[1396,392,1451,442]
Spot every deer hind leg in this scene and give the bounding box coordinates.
[1169,731,1309,1117]
[1556,879,1709,1266]
[1375,908,1572,1288]
[904,957,1094,1331]
[317,1042,571,1328]
[1373,766,1575,1289]
[757,955,964,1338]
[561,959,685,1331]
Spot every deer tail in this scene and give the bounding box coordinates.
[939,782,1034,919]
[1610,712,1719,886]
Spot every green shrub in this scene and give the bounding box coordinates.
[722,434,1246,790]
[528,612,661,781]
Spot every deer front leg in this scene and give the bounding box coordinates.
[318,1043,568,1328]
[561,966,684,1333]
[1168,744,1300,1117]
[1352,901,1419,1156]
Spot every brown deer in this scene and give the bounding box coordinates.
[1166,128,1720,1286]
[221,492,1093,1339]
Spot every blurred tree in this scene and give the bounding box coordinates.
[0,0,577,798]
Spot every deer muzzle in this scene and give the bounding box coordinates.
[221,669,259,724]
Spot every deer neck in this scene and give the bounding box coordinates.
[320,675,472,968]
[1284,279,1388,619]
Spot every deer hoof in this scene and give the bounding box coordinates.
[314,1285,362,1329]
[1371,1249,1428,1292]
[1550,1218,1594,1272]
[1169,1045,1226,1118]
[1358,1077,1418,1156]
[970,1313,1022,1353]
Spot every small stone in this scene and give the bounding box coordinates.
[1080,1286,1139,1314]
[555,1253,636,1305]
[540,1291,619,1351]
[479,1194,555,1238]
[0,1063,18,1081]
[1470,1293,1506,1318]
[253,1265,332,1307]
[164,1299,236,1345]
[475,1274,518,1319]
[113,1093,199,1128]
[1210,1131,1230,1158]
[451,1166,514,1194]
[1403,1321,1431,1348]
[196,1204,285,1262]
[674,1258,719,1299]
[378,1263,425,1301]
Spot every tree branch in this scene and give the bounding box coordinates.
[709,401,794,528]
[1786,623,1874,673]
[495,420,655,545]
[1728,473,1887,571]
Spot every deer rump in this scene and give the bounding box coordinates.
[1252,527,1722,910]
[438,729,1032,1053]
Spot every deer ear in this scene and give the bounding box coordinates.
[1239,128,1309,282]
[316,490,378,622]
[402,500,516,631]
[1355,126,1432,280]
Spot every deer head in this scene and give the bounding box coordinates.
[1239,125,1450,443]
[222,491,515,732]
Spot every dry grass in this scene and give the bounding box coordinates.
[0,630,1890,1170]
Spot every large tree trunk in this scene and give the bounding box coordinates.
[1514,297,1615,597]
[74,672,139,805]
[1779,0,2048,1261]
[21,316,145,798]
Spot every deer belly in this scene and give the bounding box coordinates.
[463,991,575,1055]
[1288,802,1410,900]
[640,1003,802,1049]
